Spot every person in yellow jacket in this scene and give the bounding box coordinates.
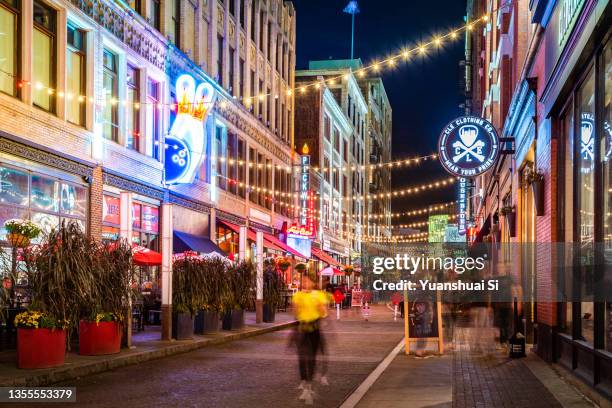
[290,274,330,405]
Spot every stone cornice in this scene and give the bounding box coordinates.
[102,171,165,200]
[0,135,94,178]
[168,193,212,214]
[216,209,246,226]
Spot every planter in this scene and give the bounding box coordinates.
[263,304,276,323]
[505,212,517,238]
[172,313,194,340]
[78,320,122,355]
[222,309,244,330]
[17,328,65,369]
[531,179,545,216]
[194,310,220,334]
[7,233,30,248]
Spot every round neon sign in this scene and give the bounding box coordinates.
[438,115,500,177]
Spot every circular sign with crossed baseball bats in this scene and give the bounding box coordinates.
[438,116,500,177]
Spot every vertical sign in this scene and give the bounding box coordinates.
[300,155,310,226]
[428,215,449,243]
[458,177,467,235]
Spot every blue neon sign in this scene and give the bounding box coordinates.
[165,75,216,185]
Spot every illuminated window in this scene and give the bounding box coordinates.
[102,49,118,141]
[0,0,19,96]
[66,24,85,126]
[126,66,140,151]
[32,0,56,112]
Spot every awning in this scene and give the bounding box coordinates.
[319,266,344,276]
[263,232,307,259]
[218,221,283,252]
[173,231,226,257]
[311,247,342,268]
[473,215,491,243]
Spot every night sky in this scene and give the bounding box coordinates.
[293,0,467,214]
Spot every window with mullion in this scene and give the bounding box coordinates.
[32,0,56,112]
[0,0,20,97]
[102,49,118,141]
[126,65,140,151]
[66,24,85,126]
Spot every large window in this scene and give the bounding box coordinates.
[32,0,56,112]
[171,0,180,47]
[0,0,19,96]
[0,165,88,240]
[228,47,235,94]
[216,35,224,85]
[602,41,612,352]
[215,126,227,191]
[576,67,595,344]
[66,24,85,126]
[126,66,140,151]
[146,78,161,159]
[102,49,118,141]
[149,0,160,30]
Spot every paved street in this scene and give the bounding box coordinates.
[49,306,403,408]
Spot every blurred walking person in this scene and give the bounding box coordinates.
[290,274,329,405]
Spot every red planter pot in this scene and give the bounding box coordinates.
[17,328,66,369]
[79,320,122,356]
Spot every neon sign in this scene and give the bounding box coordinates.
[458,177,467,235]
[165,74,216,185]
[438,116,499,177]
[299,153,310,225]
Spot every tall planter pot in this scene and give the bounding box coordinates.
[263,304,276,323]
[531,180,545,216]
[505,212,517,238]
[78,320,122,355]
[222,309,244,330]
[17,328,65,369]
[194,311,220,334]
[172,313,194,340]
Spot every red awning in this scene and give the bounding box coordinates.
[311,247,342,268]
[218,221,283,252]
[263,233,307,259]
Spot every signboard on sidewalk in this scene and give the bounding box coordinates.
[351,289,363,307]
[408,297,439,338]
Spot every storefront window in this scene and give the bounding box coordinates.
[0,167,28,205]
[577,68,595,344]
[602,40,612,352]
[0,165,87,241]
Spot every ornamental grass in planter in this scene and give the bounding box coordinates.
[79,239,135,355]
[222,261,255,330]
[172,256,201,340]
[194,256,229,334]
[263,263,284,323]
[22,222,98,355]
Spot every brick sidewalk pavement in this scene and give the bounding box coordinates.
[452,325,561,408]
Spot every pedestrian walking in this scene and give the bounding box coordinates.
[289,274,329,405]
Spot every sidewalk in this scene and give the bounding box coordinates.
[351,319,595,408]
[0,312,296,387]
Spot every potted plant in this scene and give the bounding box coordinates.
[344,265,354,275]
[79,239,134,355]
[526,168,545,216]
[222,261,255,330]
[21,221,96,360]
[172,257,198,340]
[263,263,284,323]
[4,219,42,248]
[194,257,228,334]
[295,263,307,273]
[14,310,69,369]
[500,205,516,237]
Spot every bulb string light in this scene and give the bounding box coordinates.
[0,12,494,112]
